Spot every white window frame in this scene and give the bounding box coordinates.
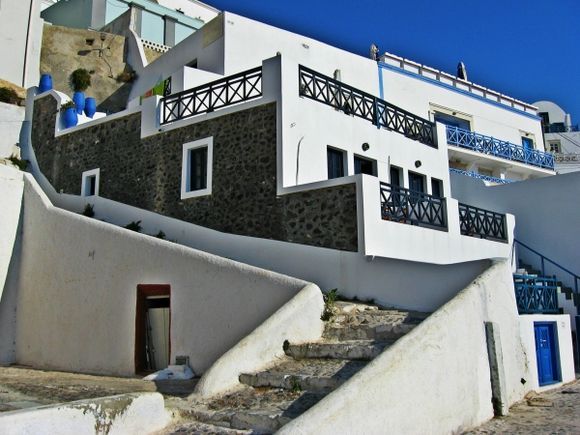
[548,141,561,153]
[81,168,100,197]
[181,137,213,199]
[429,103,473,129]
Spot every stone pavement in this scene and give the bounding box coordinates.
[466,377,580,434]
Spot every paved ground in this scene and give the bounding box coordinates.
[466,378,580,434]
[0,366,197,413]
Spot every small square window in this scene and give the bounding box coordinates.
[327,147,346,179]
[81,168,100,197]
[181,137,213,199]
[548,141,561,153]
[354,155,377,176]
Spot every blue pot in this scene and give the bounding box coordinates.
[39,74,52,93]
[84,97,96,118]
[62,107,78,128]
[73,91,85,115]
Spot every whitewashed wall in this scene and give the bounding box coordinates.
[519,314,576,391]
[156,0,219,24]
[0,166,23,365]
[12,172,319,376]
[0,103,25,158]
[279,261,567,434]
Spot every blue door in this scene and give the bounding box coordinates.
[534,323,560,386]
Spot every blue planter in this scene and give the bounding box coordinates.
[39,74,52,93]
[84,97,96,118]
[62,107,78,128]
[73,91,85,115]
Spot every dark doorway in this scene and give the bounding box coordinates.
[135,284,171,374]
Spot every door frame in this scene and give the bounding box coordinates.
[534,321,562,386]
[135,284,171,374]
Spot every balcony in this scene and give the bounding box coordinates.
[380,183,447,230]
[458,203,508,242]
[298,65,437,148]
[449,168,514,184]
[446,126,555,170]
[513,274,559,314]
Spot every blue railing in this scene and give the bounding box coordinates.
[449,168,514,184]
[514,239,579,299]
[513,274,559,314]
[446,126,555,170]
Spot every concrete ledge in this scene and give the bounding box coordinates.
[0,392,171,435]
[194,283,325,398]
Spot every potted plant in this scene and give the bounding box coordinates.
[69,68,91,115]
[60,101,78,128]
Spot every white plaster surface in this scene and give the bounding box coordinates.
[0,166,23,299]
[518,314,576,392]
[0,392,170,435]
[12,172,312,376]
[0,103,25,158]
[278,261,545,434]
[195,283,324,397]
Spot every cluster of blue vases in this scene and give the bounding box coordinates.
[38,74,97,129]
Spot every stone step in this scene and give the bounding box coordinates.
[239,358,367,392]
[188,388,326,434]
[323,321,416,341]
[284,340,390,361]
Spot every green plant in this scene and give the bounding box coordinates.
[155,230,166,239]
[82,203,95,217]
[60,101,76,111]
[7,154,28,171]
[69,68,92,92]
[289,376,302,393]
[124,220,142,232]
[0,87,20,105]
[321,288,339,321]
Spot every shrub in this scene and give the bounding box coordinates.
[0,87,20,105]
[116,70,137,83]
[69,68,92,92]
[60,101,76,111]
[7,154,28,171]
[321,288,339,321]
[82,203,95,217]
[124,220,142,232]
[155,230,166,239]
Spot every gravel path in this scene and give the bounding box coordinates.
[466,378,580,434]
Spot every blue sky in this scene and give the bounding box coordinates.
[208,0,580,124]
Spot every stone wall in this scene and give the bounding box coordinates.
[31,96,358,251]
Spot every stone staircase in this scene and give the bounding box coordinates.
[167,301,429,434]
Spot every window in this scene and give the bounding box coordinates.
[354,155,377,176]
[521,136,534,150]
[390,165,402,187]
[431,178,443,197]
[181,137,213,199]
[408,171,425,193]
[327,147,346,179]
[548,141,561,153]
[81,168,100,197]
[434,112,471,131]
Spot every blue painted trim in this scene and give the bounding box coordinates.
[378,62,541,121]
[377,63,385,100]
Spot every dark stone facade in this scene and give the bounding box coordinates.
[32,96,358,251]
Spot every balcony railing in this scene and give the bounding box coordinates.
[458,203,508,242]
[380,183,447,230]
[513,274,559,314]
[449,168,514,184]
[299,65,437,148]
[160,66,262,125]
[446,126,555,170]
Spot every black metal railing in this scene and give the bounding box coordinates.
[458,203,508,242]
[160,66,262,125]
[380,183,447,230]
[298,65,437,148]
[513,274,559,314]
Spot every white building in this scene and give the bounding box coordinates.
[534,100,580,174]
[1,9,577,434]
[0,0,43,88]
[41,0,219,48]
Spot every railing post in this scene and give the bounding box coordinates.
[373,97,380,128]
[541,257,545,276]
